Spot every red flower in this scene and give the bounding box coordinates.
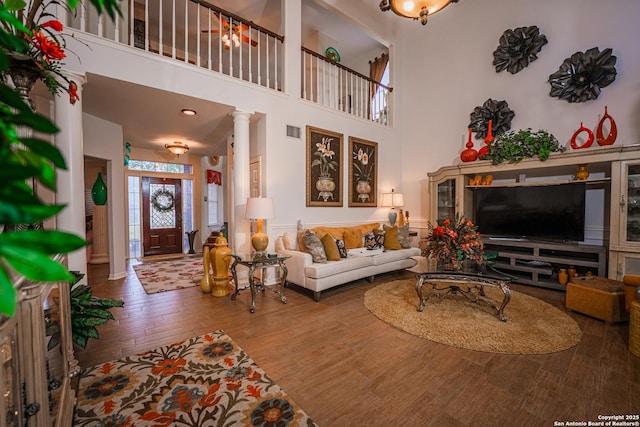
[432,226,445,237]
[442,219,450,227]
[199,383,222,407]
[40,20,63,32]
[151,358,186,376]
[245,384,262,398]
[31,31,65,64]
[99,362,116,374]
[140,411,176,426]
[69,82,79,104]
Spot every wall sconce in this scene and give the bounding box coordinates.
[165,141,189,157]
[379,0,458,25]
[381,189,404,226]
[245,197,274,253]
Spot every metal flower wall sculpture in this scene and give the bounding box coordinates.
[493,25,548,74]
[548,47,617,103]
[468,98,515,140]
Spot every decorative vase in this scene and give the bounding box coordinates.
[316,176,335,202]
[570,122,594,149]
[200,246,213,293]
[398,209,404,227]
[460,128,478,162]
[576,164,590,181]
[211,235,231,297]
[596,106,617,146]
[356,180,371,202]
[478,120,494,160]
[568,265,577,278]
[185,230,198,254]
[91,172,108,205]
[558,269,568,285]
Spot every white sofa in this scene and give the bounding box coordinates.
[275,232,420,301]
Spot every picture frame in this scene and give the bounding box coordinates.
[306,126,343,207]
[348,137,378,207]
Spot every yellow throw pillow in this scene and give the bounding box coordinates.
[384,226,402,250]
[344,228,363,249]
[320,233,341,261]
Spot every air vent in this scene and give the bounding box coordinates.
[286,125,301,139]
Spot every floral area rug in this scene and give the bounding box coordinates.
[74,330,317,426]
[132,257,203,294]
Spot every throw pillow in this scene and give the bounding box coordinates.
[364,231,377,249]
[336,239,348,258]
[384,226,402,250]
[303,230,327,263]
[385,224,411,249]
[320,233,341,261]
[344,228,363,249]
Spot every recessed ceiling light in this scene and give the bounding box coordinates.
[181,108,197,116]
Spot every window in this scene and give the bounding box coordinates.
[128,160,192,174]
[128,176,141,258]
[207,183,218,226]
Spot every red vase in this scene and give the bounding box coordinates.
[596,106,617,146]
[570,122,594,149]
[478,120,493,160]
[460,127,478,162]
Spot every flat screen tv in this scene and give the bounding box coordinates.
[473,182,586,242]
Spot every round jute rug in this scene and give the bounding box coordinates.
[364,279,582,354]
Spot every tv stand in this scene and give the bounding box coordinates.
[482,238,606,290]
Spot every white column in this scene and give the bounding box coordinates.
[55,71,88,278]
[232,110,253,253]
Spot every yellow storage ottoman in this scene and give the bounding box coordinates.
[566,277,629,323]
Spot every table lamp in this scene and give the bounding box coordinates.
[245,197,274,253]
[381,189,404,226]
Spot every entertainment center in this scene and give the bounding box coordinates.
[428,144,640,289]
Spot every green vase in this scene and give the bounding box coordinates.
[92,172,107,205]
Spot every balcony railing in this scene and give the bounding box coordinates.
[301,47,392,126]
[70,0,284,90]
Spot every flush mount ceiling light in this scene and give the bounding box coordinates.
[165,141,189,156]
[379,0,459,25]
[181,108,197,116]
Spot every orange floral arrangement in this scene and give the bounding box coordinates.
[421,215,485,270]
[5,0,79,103]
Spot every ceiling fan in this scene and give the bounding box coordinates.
[201,12,258,49]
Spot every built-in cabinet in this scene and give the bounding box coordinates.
[0,256,78,426]
[428,144,640,287]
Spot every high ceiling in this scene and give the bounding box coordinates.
[75,1,386,157]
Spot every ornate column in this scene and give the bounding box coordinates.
[232,110,253,253]
[54,71,88,277]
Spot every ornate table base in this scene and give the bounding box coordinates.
[414,272,512,322]
[229,254,289,313]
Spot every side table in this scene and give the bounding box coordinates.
[228,253,290,313]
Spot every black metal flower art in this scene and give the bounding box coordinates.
[548,47,617,103]
[493,25,548,74]
[468,99,515,140]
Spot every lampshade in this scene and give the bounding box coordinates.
[245,197,274,253]
[380,190,405,208]
[245,197,274,220]
[379,0,458,25]
[165,141,189,156]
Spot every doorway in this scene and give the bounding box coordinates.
[141,177,183,256]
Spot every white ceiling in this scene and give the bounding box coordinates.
[75,0,386,157]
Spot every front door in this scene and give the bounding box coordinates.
[142,177,183,256]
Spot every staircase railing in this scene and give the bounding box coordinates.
[301,47,392,125]
[70,0,284,91]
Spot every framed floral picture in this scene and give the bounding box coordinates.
[306,126,343,207]
[348,137,377,207]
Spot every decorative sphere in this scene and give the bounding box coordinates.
[635,285,640,300]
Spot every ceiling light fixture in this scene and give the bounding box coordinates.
[181,108,197,116]
[379,0,458,25]
[165,141,189,157]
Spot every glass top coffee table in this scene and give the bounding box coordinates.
[407,257,513,322]
[228,253,290,313]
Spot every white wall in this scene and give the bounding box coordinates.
[82,113,127,279]
[394,0,640,226]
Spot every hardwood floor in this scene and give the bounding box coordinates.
[79,261,640,426]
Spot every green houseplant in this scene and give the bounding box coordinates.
[45,271,124,349]
[486,128,564,165]
[0,0,121,317]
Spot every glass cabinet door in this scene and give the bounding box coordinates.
[624,163,640,244]
[436,179,456,222]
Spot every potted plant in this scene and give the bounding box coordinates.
[486,128,564,165]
